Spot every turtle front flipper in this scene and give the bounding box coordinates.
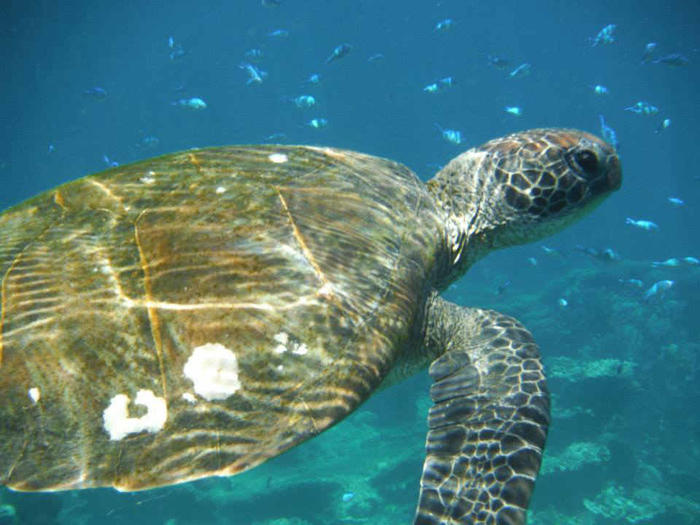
[415,297,550,525]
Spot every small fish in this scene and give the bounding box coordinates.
[641,42,657,63]
[575,245,619,262]
[541,245,561,256]
[598,114,619,151]
[167,36,186,60]
[261,0,282,6]
[264,132,287,142]
[168,45,186,60]
[487,55,510,69]
[505,106,522,116]
[592,84,609,95]
[82,87,107,99]
[625,101,658,115]
[619,278,644,288]
[683,256,699,265]
[102,155,119,168]
[244,48,264,62]
[424,77,454,94]
[652,53,689,66]
[293,95,316,108]
[439,76,454,88]
[137,135,160,149]
[557,298,568,308]
[326,43,352,64]
[434,18,453,32]
[367,53,385,62]
[172,97,207,110]
[434,123,461,144]
[306,73,321,84]
[654,118,671,134]
[600,248,621,262]
[48,144,55,153]
[643,279,674,300]
[308,118,327,129]
[625,217,659,231]
[667,197,684,206]
[509,63,531,78]
[342,492,355,502]
[240,62,267,85]
[496,280,511,295]
[590,24,616,47]
[267,29,289,38]
[651,258,680,268]
[527,257,538,266]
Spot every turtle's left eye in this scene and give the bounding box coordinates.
[574,149,598,175]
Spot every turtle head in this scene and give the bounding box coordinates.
[428,128,621,281]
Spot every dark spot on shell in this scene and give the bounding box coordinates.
[505,187,530,210]
[533,197,547,208]
[531,187,541,196]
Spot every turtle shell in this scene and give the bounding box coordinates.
[0,145,440,491]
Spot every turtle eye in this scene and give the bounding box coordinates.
[574,149,598,175]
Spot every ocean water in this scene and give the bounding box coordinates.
[1,1,699,524]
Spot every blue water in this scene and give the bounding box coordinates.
[1,1,699,524]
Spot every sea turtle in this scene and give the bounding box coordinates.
[0,128,621,523]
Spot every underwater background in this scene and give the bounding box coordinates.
[1,1,699,523]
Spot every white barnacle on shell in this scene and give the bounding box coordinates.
[272,331,308,355]
[28,387,41,404]
[183,343,241,401]
[140,171,157,184]
[268,153,288,164]
[292,343,308,355]
[181,392,197,404]
[102,389,167,441]
[273,332,289,354]
[215,186,226,194]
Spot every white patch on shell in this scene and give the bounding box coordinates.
[292,343,308,355]
[273,332,289,354]
[272,331,308,355]
[268,153,288,164]
[102,389,167,441]
[28,387,41,404]
[182,392,197,404]
[183,343,241,401]
[215,186,226,194]
[140,171,156,184]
